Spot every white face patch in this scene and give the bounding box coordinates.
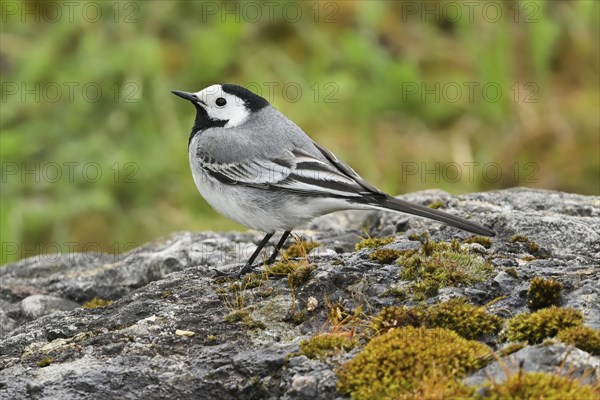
[193,84,251,128]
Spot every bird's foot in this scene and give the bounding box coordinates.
[232,262,259,278]
[210,263,254,278]
[214,257,279,279]
[233,258,279,278]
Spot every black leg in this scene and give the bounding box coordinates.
[267,230,292,264]
[236,232,274,276]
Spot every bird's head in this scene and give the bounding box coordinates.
[172,84,269,131]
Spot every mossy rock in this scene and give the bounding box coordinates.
[478,371,598,399]
[223,310,265,330]
[336,327,492,400]
[427,200,445,209]
[37,357,54,368]
[505,267,519,279]
[282,239,320,259]
[398,236,492,299]
[463,236,493,249]
[556,325,600,356]
[509,234,540,254]
[240,273,264,289]
[299,333,356,361]
[369,299,502,341]
[355,236,394,251]
[82,297,113,309]
[369,248,403,264]
[506,307,584,344]
[369,306,426,334]
[527,277,563,310]
[265,260,316,287]
[426,298,503,340]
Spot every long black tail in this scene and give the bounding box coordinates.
[364,195,495,237]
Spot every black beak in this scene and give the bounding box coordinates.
[171,90,198,102]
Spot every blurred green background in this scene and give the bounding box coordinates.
[1,0,599,263]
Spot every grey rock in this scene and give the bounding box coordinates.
[0,302,16,337]
[383,241,420,252]
[281,356,341,400]
[462,242,488,254]
[566,284,600,330]
[20,295,80,320]
[289,375,318,399]
[493,271,516,287]
[0,188,598,399]
[465,343,600,386]
[308,247,337,258]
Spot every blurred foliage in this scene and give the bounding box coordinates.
[1,0,598,263]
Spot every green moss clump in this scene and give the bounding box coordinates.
[255,287,274,298]
[379,287,406,300]
[241,273,264,289]
[370,300,503,340]
[282,239,320,259]
[557,325,600,355]
[214,276,232,286]
[398,236,492,299]
[299,333,357,361]
[505,268,519,279]
[243,317,266,330]
[265,260,315,287]
[509,234,540,254]
[336,327,492,399]
[223,310,265,330]
[369,248,402,264]
[223,310,248,323]
[355,236,394,251]
[290,264,316,287]
[266,238,319,285]
[265,260,297,275]
[369,306,426,334]
[478,371,598,399]
[215,287,227,296]
[408,233,421,241]
[38,357,54,368]
[289,311,308,325]
[463,236,493,249]
[427,200,444,209]
[427,298,503,340]
[410,278,439,300]
[527,277,563,310]
[227,281,242,293]
[82,297,113,309]
[506,307,584,344]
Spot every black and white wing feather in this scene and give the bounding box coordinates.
[196,145,378,199]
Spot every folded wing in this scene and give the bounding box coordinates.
[196,147,373,198]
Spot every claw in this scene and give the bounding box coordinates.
[234,262,256,278]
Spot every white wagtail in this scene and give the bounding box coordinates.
[172,84,495,274]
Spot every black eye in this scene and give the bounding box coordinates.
[215,97,227,107]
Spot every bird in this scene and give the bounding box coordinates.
[172,84,495,275]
